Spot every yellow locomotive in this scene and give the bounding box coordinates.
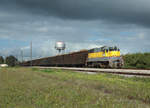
[87,46,123,68]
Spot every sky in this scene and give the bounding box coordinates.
[0,0,150,60]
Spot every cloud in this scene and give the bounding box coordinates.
[1,0,150,27]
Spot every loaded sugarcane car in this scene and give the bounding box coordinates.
[87,46,124,68]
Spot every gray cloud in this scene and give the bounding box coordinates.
[1,0,150,27]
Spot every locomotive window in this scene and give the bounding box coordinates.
[109,47,119,51]
[92,49,94,52]
[109,47,114,51]
[94,48,97,52]
[94,48,101,52]
[114,46,117,51]
[102,49,105,52]
[98,48,101,52]
[89,49,94,53]
[101,48,105,52]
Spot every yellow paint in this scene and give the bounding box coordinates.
[88,51,120,59]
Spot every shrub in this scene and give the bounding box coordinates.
[123,52,150,69]
[0,56,4,64]
[5,55,18,67]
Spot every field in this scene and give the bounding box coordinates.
[0,68,150,108]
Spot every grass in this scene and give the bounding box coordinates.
[0,67,150,108]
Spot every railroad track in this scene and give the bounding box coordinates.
[34,67,150,77]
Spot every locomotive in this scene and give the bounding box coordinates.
[87,46,123,68]
[21,46,124,68]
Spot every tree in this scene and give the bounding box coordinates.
[6,55,18,67]
[0,56,4,64]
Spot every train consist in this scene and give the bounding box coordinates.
[21,46,124,68]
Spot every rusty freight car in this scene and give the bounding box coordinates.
[21,50,89,67]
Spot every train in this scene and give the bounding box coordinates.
[21,46,124,68]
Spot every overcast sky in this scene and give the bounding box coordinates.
[0,0,150,60]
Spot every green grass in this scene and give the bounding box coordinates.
[0,67,150,108]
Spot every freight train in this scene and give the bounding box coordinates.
[21,46,124,68]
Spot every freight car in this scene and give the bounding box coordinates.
[21,46,124,68]
[22,50,88,67]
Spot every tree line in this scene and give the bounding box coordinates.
[0,55,18,67]
[123,52,150,69]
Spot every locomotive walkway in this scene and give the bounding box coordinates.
[34,67,150,77]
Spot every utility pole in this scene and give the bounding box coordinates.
[30,41,32,66]
[15,54,18,65]
[21,50,23,62]
[4,56,6,64]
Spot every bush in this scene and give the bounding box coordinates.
[123,52,150,69]
[0,56,4,64]
[5,55,18,67]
